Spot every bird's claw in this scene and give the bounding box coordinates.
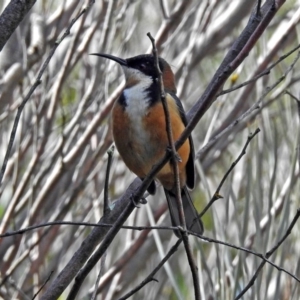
[130,195,140,208]
[166,146,182,162]
[140,197,147,204]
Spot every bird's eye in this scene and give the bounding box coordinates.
[140,63,146,70]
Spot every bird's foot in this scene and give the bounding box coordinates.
[166,146,182,162]
[130,195,147,207]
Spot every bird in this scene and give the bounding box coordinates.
[91,52,203,237]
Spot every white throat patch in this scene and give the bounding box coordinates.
[122,67,153,118]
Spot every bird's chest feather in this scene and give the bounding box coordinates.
[112,88,189,187]
[121,86,153,148]
[112,86,164,177]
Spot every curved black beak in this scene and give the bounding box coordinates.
[90,53,127,66]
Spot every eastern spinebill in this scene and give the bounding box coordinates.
[92,53,204,237]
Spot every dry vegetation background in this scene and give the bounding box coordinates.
[0,0,300,299]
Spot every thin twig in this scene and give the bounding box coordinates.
[198,128,260,219]
[103,146,114,215]
[32,271,54,300]
[147,32,201,300]
[146,32,183,221]
[90,251,107,300]
[234,209,300,299]
[188,230,300,283]
[117,238,183,300]
[285,90,300,169]
[0,221,175,238]
[285,90,300,118]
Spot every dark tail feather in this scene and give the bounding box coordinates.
[164,187,204,237]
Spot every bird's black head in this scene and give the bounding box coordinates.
[125,54,163,79]
[91,53,176,93]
